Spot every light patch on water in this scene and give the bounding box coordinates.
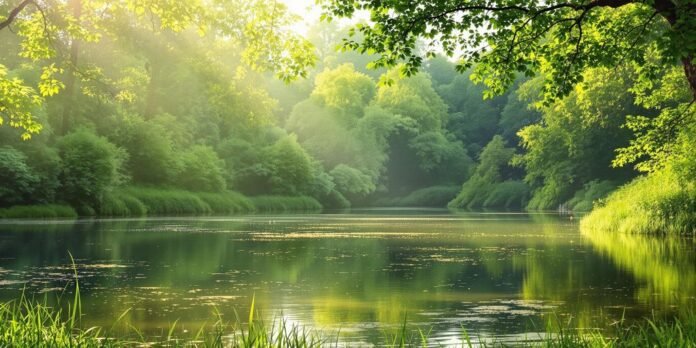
[82,264,128,269]
[469,305,511,314]
[194,295,241,301]
[39,287,64,293]
[252,232,438,240]
[0,280,25,286]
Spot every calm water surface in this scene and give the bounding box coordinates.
[0,209,694,345]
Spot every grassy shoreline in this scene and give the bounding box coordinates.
[580,169,696,235]
[1,293,694,347]
[0,187,322,220]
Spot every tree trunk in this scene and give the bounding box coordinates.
[61,0,82,135]
[683,55,696,99]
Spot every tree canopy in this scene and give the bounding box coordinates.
[321,0,696,100]
[0,0,316,138]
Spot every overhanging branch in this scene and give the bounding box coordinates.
[0,0,36,31]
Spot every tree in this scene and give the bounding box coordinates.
[449,135,529,209]
[516,67,641,209]
[0,0,316,137]
[312,63,376,116]
[321,0,696,100]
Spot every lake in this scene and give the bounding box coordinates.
[0,209,694,345]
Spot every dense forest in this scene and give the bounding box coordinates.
[1,1,695,347]
[0,0,694,234]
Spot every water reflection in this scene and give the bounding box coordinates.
[0,211,693,344]
[582,228,696,310]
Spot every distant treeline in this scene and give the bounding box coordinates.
[1,20,694,233]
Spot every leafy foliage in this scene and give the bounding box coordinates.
[0,146,38,206]
[0,0,316,137]
[321,0,696,101]
[450,136,530,209]
[57,129,124,208]
[175,145,226,192]
[516,68,640,209]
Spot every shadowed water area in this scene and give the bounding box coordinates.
[0,209,694,345]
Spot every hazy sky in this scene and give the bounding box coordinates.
[281,0,322,35]
[280,0,368,35]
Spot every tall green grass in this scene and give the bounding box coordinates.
[119,187,212,216]
[1,189,326,219]
[114,187,255,216]
[449,180,530,210]
[581,169,696,235]
[0,256,693,346]
[100,191,147,217]
[250,196,322,213]
[197,191,255,214]
[0,204,78,219]
[2,289,694,348]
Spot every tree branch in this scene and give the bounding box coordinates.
[0,0,36,31]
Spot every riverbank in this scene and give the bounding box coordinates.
[0,187,322,219]
[1,294,694,347]
[580,169,696,235]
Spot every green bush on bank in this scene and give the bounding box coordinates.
[0,205,78,219]
[581,169,696,235]
[0,188,325,219]
[100,191,147,217]
[482,181,530,209]
[197,191,255,214]
[566,180,618,212]
[119,187,212,216]
[250,196,322,212]
[449,180,530,210]
[375,185,461,207]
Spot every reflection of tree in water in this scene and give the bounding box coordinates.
[514,215,658,328]
[583,229,696,312]
[2,215,691,340]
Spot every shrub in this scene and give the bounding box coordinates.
[0,205,77,219]
[567,180,618,212]
[0,147,38,207]
[99,191,147,217]
[197,191,255,214]
[267,135,314,195]
[379,185,460,207]
[330,164,375,197]
[121,187,211,216]
[57,129,125,210]
[448,176,492,209]
[112,117,179,185]
[251,196,322,212]
[526,179,576,210]
[482,180,530,209]
[317,190,352,210]
[18,145,62,204]
[174,145,226,192]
